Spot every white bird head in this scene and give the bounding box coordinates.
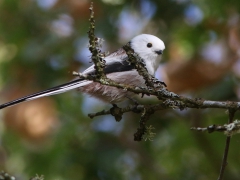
[130,34,165,75]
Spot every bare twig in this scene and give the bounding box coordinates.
[191,120,240,135]
[217,109,236,180]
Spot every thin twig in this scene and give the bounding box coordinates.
[88,103,167,119]
[191,120,240,135]
[217,109,236,180]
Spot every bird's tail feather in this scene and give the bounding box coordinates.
[0,78,88,109]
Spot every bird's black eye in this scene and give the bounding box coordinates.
[147,43,152,48]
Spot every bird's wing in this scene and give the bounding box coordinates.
[83,48,134,75]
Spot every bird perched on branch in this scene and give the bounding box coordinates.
[0,34,165,109]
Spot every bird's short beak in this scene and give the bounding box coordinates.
[155,50,163,55]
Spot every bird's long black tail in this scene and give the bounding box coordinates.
[0,78,85,109]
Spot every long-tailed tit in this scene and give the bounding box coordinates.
[0,34,165,109]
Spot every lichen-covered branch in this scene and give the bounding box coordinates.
[78,3,240,143]
[122,43,166,88]
[88,103,168,119]
[82,3,240,179]
[87,2,106,78]
[134,106,155,141]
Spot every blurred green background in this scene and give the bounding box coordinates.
[0,0,240,179]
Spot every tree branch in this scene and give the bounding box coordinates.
[191,120,240,134]
[81,3,240,180]
[87,2,106,79]
[122,43,166,88]
[78,3,240,143]
[218,109,236,180]
[134,106,155,141]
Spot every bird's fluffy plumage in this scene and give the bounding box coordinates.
[0,34,165,109]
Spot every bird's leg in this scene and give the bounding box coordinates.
[111,103,118,108]
[159,81,167,87]
[110,104,122,122]
[126,97,141,113]
[126,96,139,106]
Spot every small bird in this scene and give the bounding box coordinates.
[0,34,165,109]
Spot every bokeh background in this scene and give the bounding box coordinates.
[0,0,240,179]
